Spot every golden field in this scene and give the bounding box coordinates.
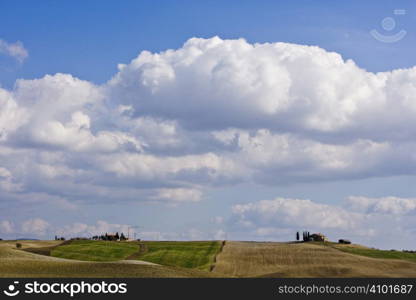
[212,241,416,277]
[2,240,416,277]
[0,240,218,278]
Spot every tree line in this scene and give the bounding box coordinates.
[296,231,311,242]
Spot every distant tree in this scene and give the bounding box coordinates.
[16,243,22,249]
[296,231,300,241]
[115,232,120,241]
[120,232,126,241]
[302,231,312,242]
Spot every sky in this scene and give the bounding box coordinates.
[1,0,416,249]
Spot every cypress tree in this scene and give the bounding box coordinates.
[120,232,126,241]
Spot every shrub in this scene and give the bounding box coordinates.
[338,239,351,244]
[16,243,22,249]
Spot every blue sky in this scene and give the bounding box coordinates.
[1,0,416,249]
[1,0,415,86]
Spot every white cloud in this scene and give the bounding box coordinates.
[0,166,21,192]
[31,111,144,153]
[95,151,243,182]
[137,231,165,240]
[0,167,11,178]
[347,196,416,215]
[151,188,203,203]
[214,229,227,240]
[14,74,101,112]
[107,37,416,138]
[21,218,50,236]
[1,36,416,211]
[232,197,360,230]
[229,196,416,249]
[254,227,293,237]
[213,129,394,184]
[185,228,204,240]
[0,88,27,141]
[56,220,130,237]
[0,39,28,63]
[11,192,78,211]
[129,117,180,149]
[0,220,14,234]
[211,216,224,225]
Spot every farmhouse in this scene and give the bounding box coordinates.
[106,233,118,241]
[310,233,328,242]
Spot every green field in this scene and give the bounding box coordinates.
[51,240,140,262]
[137,241,221,271]
[333,246,416,263]
[49,240,222,271]
[0,240,220,278]
[3,240,416,278]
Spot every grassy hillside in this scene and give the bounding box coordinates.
[137,241,222,271]
[332,244,416,263]
[4,240,416,278]
[51,240,139,262]
[0,241,218,278]
[212,241,416,278]
[49,240,222,271]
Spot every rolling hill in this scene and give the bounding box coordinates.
[1,239,416,277]
[0,240,220,278]
[212,241,416,277]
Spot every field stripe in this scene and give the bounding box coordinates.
[210,240,226,272]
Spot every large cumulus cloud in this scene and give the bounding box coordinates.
[107,37,416,139]
[1,37,416,245]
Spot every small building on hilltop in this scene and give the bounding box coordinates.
[106,233,118,241]
[310,233,328,242]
